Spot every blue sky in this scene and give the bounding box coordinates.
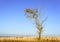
[0,0,60,36]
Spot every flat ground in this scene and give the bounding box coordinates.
[0,36,60,42]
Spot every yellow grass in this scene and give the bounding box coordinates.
[0,36,60,42]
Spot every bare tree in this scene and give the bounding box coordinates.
[24,8,47,40]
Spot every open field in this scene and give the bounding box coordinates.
[0,36,60,42]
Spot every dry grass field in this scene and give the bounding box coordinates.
[0,36,60,42]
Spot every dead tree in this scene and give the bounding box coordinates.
[24,8,47,40]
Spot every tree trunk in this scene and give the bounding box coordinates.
[39,33,41,40]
